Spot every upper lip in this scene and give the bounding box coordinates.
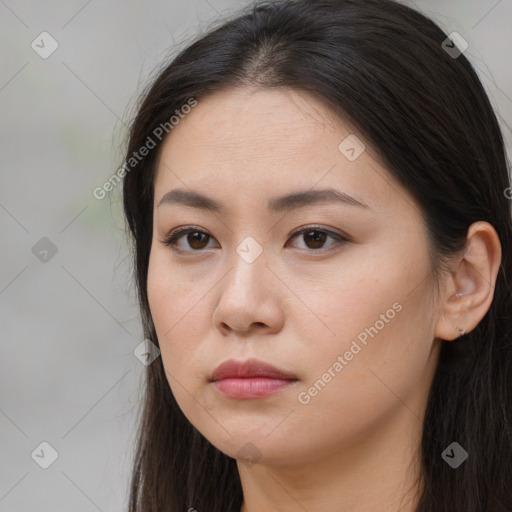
[210,358,298,381]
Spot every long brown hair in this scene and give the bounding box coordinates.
[122,1,512,510]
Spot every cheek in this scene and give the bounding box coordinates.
[300,247,436,407]
[147,247,204,338]
[147,253,175,342]
[147,248,210,403]
[289,294,436,463]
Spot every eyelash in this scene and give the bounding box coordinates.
[160,225,349,254]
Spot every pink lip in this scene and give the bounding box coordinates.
[210,358,298,399]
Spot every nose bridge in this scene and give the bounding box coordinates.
[212,234,284,334]
[228,234,268,296]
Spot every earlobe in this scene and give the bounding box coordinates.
[434,221,502,341]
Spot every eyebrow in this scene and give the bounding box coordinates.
[157,187,370,213]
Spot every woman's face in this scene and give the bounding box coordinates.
[147,87,442,466]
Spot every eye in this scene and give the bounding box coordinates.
[161,227,217,253]
[287,226,349,251]
[160,225,349,254]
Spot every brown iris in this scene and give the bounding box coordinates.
[302,230,327,249]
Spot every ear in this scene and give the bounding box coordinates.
[434,221,502,341]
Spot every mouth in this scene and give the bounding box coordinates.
[210,358,299,399]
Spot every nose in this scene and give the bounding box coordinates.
[211,245,285,336]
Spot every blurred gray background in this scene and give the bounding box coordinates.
[1,0,511,510]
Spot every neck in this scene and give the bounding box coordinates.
[237,404,425,512]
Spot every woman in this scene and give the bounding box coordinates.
[122,0,512,510]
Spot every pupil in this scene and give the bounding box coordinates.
[189,232,207,249]
[306,230,325,248]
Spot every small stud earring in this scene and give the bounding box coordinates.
[456,327,466,338]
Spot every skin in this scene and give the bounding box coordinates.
[147,87,502,512]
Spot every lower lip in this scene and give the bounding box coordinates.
[213,377,296,399]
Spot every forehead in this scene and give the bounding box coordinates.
[159,87,345,158]
[153,87,410,216]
